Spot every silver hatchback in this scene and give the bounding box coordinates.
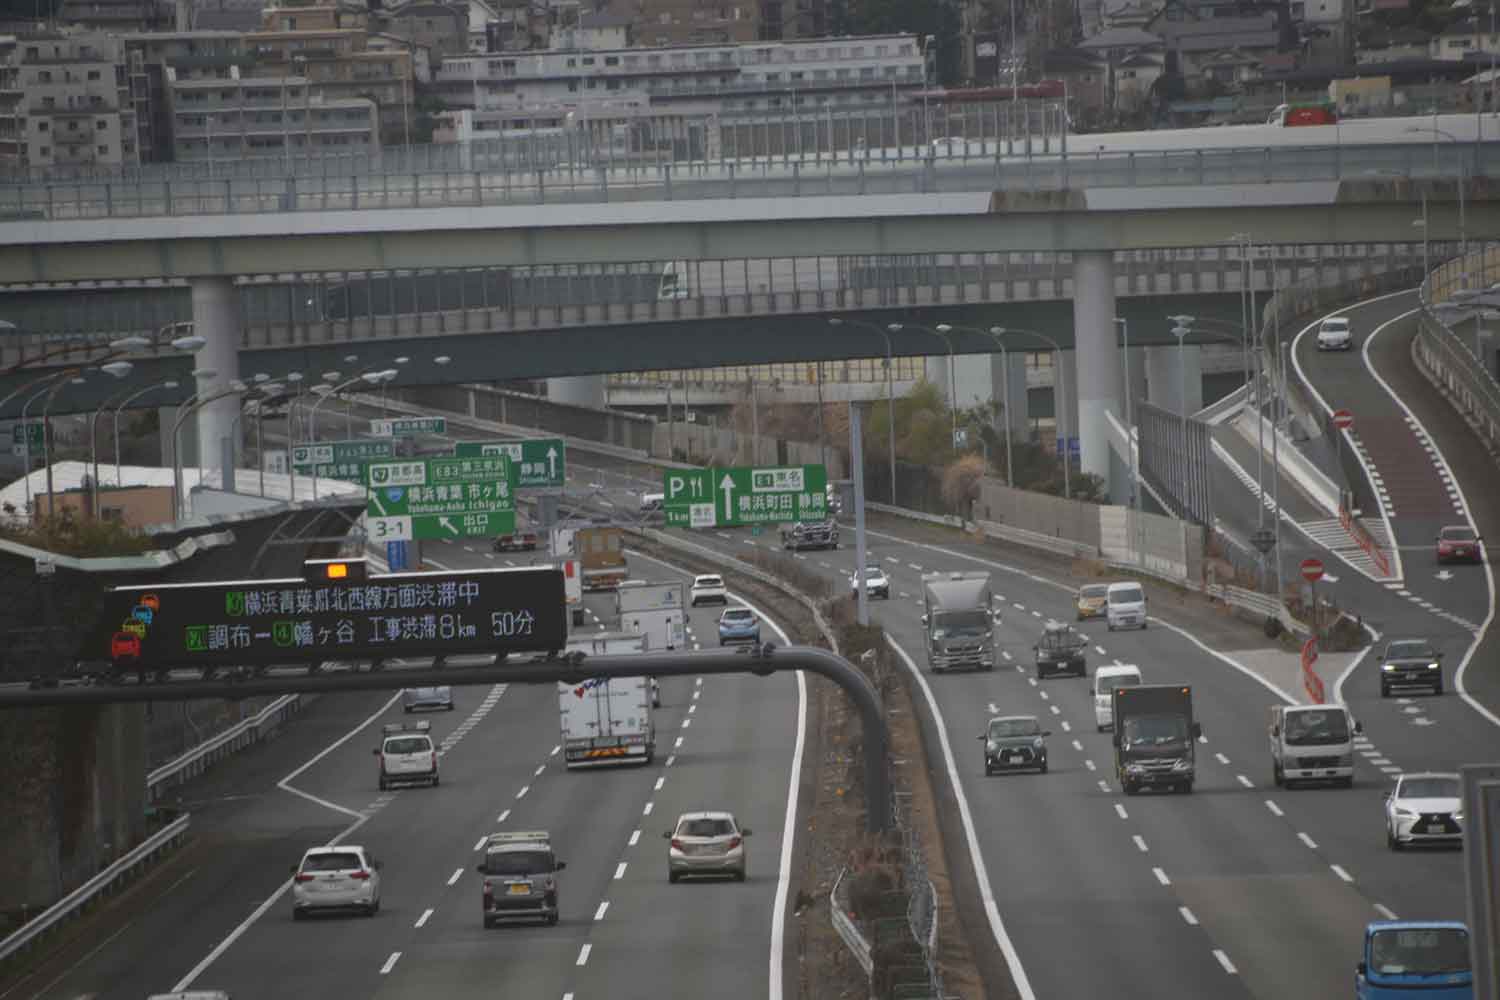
[403,686,454,712]
[665,811,751,883]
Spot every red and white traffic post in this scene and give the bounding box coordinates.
[1300,557,1325,636]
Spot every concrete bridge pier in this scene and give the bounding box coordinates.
[1072,251,1121,490]
[1002,352,1029,445]
[1144,344,1204,415]
[547,375,606,410]
[190,277,243,479]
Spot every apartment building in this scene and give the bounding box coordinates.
[121,30,250,161]
[434,33,926,116]
[166,66,380,160]
[0,31,138,172]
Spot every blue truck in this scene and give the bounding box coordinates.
[1357,920,1472,999]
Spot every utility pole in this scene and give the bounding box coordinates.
[851,401,868,627]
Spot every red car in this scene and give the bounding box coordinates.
[1436,525,1483,564]
[111,632,141,661]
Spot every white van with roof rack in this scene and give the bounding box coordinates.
[373,720,438,790]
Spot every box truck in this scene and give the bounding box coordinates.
[920,571,997,672]
[616,581,686,651]
[1113,684,1201,795]
[558,631,655,767]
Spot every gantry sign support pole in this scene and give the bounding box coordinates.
[17,646,894,833]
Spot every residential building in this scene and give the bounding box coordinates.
[166,66,380,161]
[1042,47,1108,115]
[1147,0,1286,81]
[120,31,251,162]
[374,0,468,57]
[191,0,265,32]
[1430,17,1500,62]
[57,0,172,33]
[1355,26,1430,66]
[433,33,926,117]
[1077,26,1162,114]
[631,0,760,46]
[0,31,138,172]
[554,10,632,51]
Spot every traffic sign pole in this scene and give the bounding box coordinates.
[1300,558,1325,636]
[1331,410,1355,509]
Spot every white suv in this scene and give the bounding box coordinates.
[1316,316,1352,351]
[690,574,727,606]
[374,720,439,790]
[291,845,382,919]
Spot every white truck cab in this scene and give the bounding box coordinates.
[374,720,439,790]
[1269,703,1361,788]
[1094,664,1142,732]
[1105,582,1148,631]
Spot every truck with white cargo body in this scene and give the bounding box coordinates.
[558,632,655,767]
[1268,703,1361,788]
[616,581,686,651]
[920,571,997,672]
[560,557,584,627]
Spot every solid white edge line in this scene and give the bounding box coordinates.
[626,549,805,1000]
[174,690,401,990]
[1362,311,1500,731]
[886,636,1037,1000]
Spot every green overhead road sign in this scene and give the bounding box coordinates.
[370,416,446,437]
[11,421,42,457]
[663,465,827,528]
[292,439,394,481]
[452,438,565,489]
[365,455,516,541]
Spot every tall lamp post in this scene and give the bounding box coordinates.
[894,322,958,448]
[1405,126,1467,265]
[109,378,179,488]
[1114,316,1143,564]
[936,322,1015,488]
[828,317,897,505]
[82,360,140,514]
[19,370,82,518]
[992,325,1071,499]
[308,369,393,499]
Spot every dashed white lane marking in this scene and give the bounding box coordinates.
[1331,864,1354,883]
[1071,739,1083,751]
[688,704,697,714]
[551,745,561,756]
[1375,903,1398,920]
[516,785,529,799]
[1028,679,1038,688]
[1214,753,1231,765]
[447,868,463,886]
[643,801,654,815]
[1380,765,1402,774]
[818,561,831,568]
[1085,759,1097,771]
[1038,690,1049,700]
[654,776,665,791]
[1179,906,1199,926]
[886,556,899,564]
[1236,775,1254,789]
[1298,832,1318,849]
[681,718,692,729]
[614,862,627,880]
[576,944,592,966]
[674,736,684,749]
[1370,757,1392,766]
[415,909,433,929]
[1097,779,1111,792]
[1031,610,1042,618]
[692,690,701,701]
[1132,835,1149,853]
[1049,705,1061,715]
[909,563,923,571]
[629,830,641,847]
[1001,651,1013,661]
[1114,804,1129,820]
[534,764,545,777]
[1014,603,1026,611]
[473,836,487,851]
[1061,721,1072,732]
[1095,645,1108,655]
[594,901,610,921]
[380,952,401,975]
[1213,950,1238,975]
[1265,800,1284,817]
[666,755,677,767]
[1152,867,1172,886]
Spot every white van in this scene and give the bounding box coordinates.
[1093,664,1143,732]
[1105,581,1148,631]
[1269,704,1361,788]
[640,493,664,513]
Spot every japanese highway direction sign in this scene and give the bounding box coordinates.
[10,421,42,456]
[292,440,394,482]
[452,438,565,489]
[663,465,827,529]
[365,456,516,541]
[92,565,566,668]
[370,416,447,437]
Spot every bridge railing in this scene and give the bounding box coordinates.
[3,138,1493,221]
[1416,251,1500,455]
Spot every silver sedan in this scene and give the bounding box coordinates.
[664,811,751,883]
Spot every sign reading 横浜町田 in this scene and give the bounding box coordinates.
[453,438,565,489]
[365,456,517,541]
[91,565,566,669]
[662,465,827,529]
[370,416,446,438]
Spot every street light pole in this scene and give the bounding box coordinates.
[900,322,959,449]
[940,322,1015,487]
[829,317,898,504]
[993,325,1070,499]
[111,379,178,487]
[1116,316,1142,565]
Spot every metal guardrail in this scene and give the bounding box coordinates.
[830,866,875,978]
[1415,307,1500,456]
[0,814,191,965]
[145,694,304,799]
[3,139,1493,221]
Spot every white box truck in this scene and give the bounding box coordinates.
[559,632,655,768]
[616,581,686,651]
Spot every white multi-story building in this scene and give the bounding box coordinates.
[432,33,926,118]
[0,31,138,171]
[166,65,379,161]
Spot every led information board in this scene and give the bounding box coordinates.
[93,566,566,668]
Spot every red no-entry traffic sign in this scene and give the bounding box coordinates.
[1332,409,1354,430]
[1300,558,1326,583]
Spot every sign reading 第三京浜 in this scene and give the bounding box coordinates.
[89,565,566,668]
[662,465,827,528]
[365,456,517,541]
[370,416,447,437]
[453,438,565,489]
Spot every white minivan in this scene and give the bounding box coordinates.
[1105,581,1148,631]
[1094,664,1142,732]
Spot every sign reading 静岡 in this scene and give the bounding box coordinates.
[365,456,517,541]
[453,438,565,489]
[370,417,446,438]
[663,465,827,528]
[91,566,566,669]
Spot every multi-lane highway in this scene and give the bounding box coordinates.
[11,541,804,1000]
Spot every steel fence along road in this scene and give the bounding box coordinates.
[5,138,1498,222]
